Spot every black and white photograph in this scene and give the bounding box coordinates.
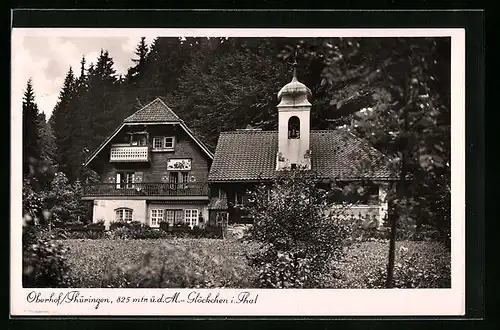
[11,27,466,316]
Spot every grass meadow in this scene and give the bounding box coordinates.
[60,238,450,288]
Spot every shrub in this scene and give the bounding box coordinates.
[109,227,133,240]
[365,245,451,288]
[159,221,170,231]
[109,224,170,240]
[23,223,73,287]
[50,220,106,239]
[251,248,312,288]
[245,168,355,288]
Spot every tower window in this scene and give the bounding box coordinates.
[288,116,300,139]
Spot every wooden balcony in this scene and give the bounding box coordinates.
[82,182,209,199]
[109,145,149,163]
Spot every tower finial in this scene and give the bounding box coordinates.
[292,49,298,80]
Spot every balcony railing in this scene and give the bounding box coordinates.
[82,182,209,197]
[109,145,149,162]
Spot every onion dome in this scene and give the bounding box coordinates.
[277,66,312,108]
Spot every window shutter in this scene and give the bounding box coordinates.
[116,173,121,189]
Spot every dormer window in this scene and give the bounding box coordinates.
[152,136,175,151]
[288,116,300,139]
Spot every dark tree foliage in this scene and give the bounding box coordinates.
[50,67,75,179]
[22,79,41,176]
[284,37,451,287]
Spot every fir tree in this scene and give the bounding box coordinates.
[50,67,75,179]
[22,79,41,176]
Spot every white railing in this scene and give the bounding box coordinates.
[110,146,149,162]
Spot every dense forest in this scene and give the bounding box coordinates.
[22,36,451,235]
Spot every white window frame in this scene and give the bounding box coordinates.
[116,172,135,189]
[115,208,133,222]
[150,209,164,228]
[184,209,199,229]
[152,136,175,151]
[152,137,163,150]
[180,172,189,189]
[164,137,175,149]
[165,209,184,225]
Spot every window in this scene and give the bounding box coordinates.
[288,116,300,139]
[116,172,135,189]
[164,137,174,149]
[153,137,163,150]
[169,171,190,189]
[169,171,179,189]
[234,191,245,206]
[115,208,133,222]
[152,136,175,151]
[150,209,164,227]
[185,209,199,229]
[333,182,379,204]
[180,172,189,188]
[165,209,184,225]
[215,212,228,227]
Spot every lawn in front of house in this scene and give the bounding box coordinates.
[61,238,450,288]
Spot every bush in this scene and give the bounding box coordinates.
[23,223,73,287]
[245,168,355,288]
[50,220,106,239]
[251,248,312,288]
[109,225,170,240]
[162,224,223,239]
[365,245,451,288]
[109,220,143,231]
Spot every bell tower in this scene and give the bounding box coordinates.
[276,60,312,171]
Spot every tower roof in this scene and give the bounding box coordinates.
[277,66,312,108]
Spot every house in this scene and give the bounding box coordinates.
[207,68,394,228]
[82,98,214,230]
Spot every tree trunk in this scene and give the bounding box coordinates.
[385,205,397,288]
[386,65,412,288]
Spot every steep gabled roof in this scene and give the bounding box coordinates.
[124,98,181,123]
[84,98,213,167]
[208,129,394,182]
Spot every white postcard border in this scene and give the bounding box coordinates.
[11,28,466,316]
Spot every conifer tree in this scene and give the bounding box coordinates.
[50,67,75,179]
[22,79,41,176]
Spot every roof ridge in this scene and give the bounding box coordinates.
[220,130,278,134]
